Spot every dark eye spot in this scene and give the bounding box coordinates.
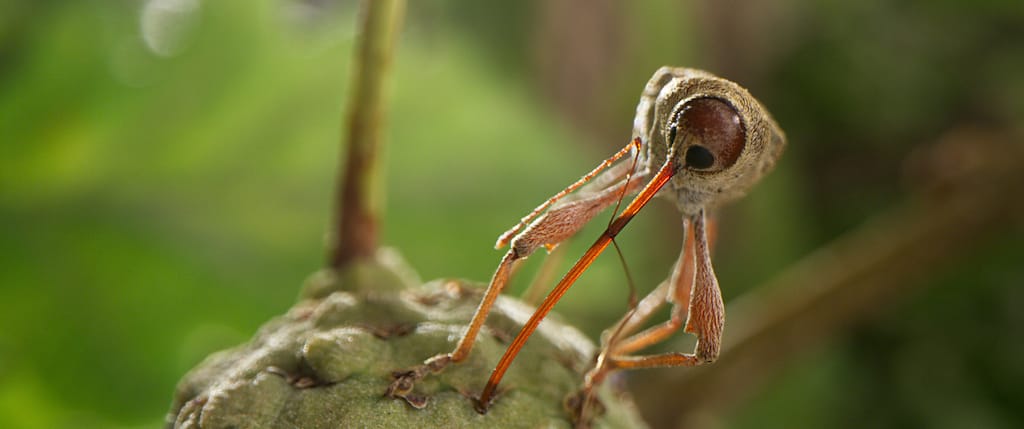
[685,145,715,169]
[675,97,746,171]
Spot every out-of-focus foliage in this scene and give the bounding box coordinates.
[0,0,1021,428]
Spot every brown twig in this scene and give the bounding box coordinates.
[328,0,406,269]
[631,128,1024,427]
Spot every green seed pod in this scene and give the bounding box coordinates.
[167,250,648,428]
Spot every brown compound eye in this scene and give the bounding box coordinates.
[674,97,746,172]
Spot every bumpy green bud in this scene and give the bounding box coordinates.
[167,250,647,428]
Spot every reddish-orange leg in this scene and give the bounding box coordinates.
[386,139,643,402]
[596,209,722,368]
[474,152,680,412]
[601,217,698,357]
[569,211,721,424]
[597,214,717,358]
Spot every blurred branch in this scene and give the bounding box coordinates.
[328,0,405,270]
[631,128,1024,427]
[533,0,621,149]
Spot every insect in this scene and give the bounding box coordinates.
[387,67,785,416]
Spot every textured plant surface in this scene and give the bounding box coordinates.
[167,250,647,428]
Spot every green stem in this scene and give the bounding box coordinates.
[329,0,406,270]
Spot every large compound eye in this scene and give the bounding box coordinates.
[675,97,746,172]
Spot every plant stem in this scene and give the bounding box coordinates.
[329,0,406,270]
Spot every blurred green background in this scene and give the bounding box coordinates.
[1,0,1022,427]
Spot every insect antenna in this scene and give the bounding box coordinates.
[604,139,643,306]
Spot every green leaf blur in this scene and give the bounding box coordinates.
[1,1,1022,428]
